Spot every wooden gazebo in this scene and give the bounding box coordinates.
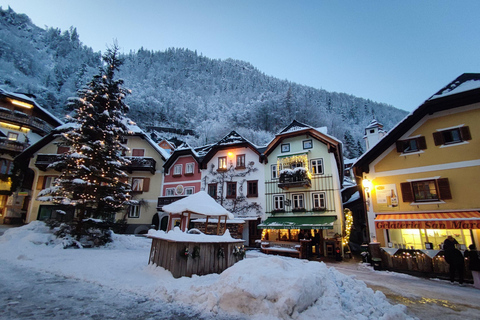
[162,191,234,235]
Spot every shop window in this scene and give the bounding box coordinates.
[310,158,324,175]
[236,154,246,169]
[132,149,145,157]
[128,204,140,218]
[218,157,227,171]
[396,136,427,153]
[208,183,217,198]
[433,126,471,146]
[226,182,236,198]
[400,178,451,203]
[131,177,150,192]
[247,180,258,197]
[312,192,326,210]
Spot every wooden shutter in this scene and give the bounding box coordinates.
[132,149,145,157]
[416,136,427,150]
[395,141,404,153]
[433,131,444,146]
[143,178,150,192]
[36,176,44,190]
[400,182,414,202]
[437,178,452,200]
[460,126,472,141]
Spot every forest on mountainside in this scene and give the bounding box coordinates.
[0,7,408,158]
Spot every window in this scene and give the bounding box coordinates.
[173,164,182,176]
[433,126,471,146]
[7,132,18,141]
[218,157,227,170]
[185,163,194,174]
[310,159,324,175]
[185,187,194,195]
[281,143,290,153]
[247,180,258,197]
[236,154,246,168]
[271,164,282,179]
[132,149,145,157]
[131,178,150,192]
[128,204,140,218]
[312,193,326,210]
[208,183,217,198]
[292,194,304,210]
[57,146,69,154]
[0,159,13,175]
[226,182,237,198]
[396,136,427,153]
[166,188,175,196]
[273,195,285,211]
[303,139,312,149]
[401,178,452,203]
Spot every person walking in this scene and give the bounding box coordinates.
[464,244,480,289]
[443,236,465,285]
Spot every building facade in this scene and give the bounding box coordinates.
[0,89,63,224]
[259,120,345,258]
[354,73,480,250]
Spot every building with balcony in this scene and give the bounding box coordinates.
[259,120,345,259]
[0,89,63,224]
[354,73,480,251]
[16,123,169,234]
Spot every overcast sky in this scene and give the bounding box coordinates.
[1,1,479,112]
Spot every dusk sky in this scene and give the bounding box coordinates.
[1,1,479,112]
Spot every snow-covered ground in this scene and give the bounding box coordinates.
[1,222,478,319]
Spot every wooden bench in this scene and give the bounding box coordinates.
[261,241,302,258]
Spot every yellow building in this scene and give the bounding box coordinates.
[0,89,62,224]
[16,124,168,234]
[354,73,480,251]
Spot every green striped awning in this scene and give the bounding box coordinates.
[258,216,336,230]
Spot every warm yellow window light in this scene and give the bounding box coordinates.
[8,98,33,109]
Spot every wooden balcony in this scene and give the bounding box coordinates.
[0,138,28,154]
[122,156,156,174]
[0,109,55,134]
[35,154,63,171]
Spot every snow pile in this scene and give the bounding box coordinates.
[148,227,244,243]
[0,222,413,320]
[176,256,410,320]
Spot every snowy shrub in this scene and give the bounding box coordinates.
[47,219,115,248]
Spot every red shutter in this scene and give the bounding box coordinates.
[143,178,150,192]
[395,141,404,153]
[417,136,427,150]
[57,146,69,154]
[400,182,414,202]
[460,126,472,141]
[437,178,452,200]
[432,132,444,146]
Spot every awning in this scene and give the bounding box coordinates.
[375,211,480,229]
[258,216,336,230]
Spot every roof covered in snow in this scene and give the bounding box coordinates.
[161,191,235,219]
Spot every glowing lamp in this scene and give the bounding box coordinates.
[228,152,234,157]
[362,179,372,190]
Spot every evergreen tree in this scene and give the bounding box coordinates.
[42,45,131,221]
[343,130,356,159]
[355,140,364,157]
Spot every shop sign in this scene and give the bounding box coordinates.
[376,220,480,229]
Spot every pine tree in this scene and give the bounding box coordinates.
[343,130,356,159]
[44,45,131,221]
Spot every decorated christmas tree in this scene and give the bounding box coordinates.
[42,44,132,221]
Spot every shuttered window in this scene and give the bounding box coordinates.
[395,136,427,153]
[400,178,451,203]
[433,126,471,146]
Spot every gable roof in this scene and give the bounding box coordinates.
[200,130,264,169]
[354,73,480,176]
[263,120,344,181]
[163,144,202,170]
